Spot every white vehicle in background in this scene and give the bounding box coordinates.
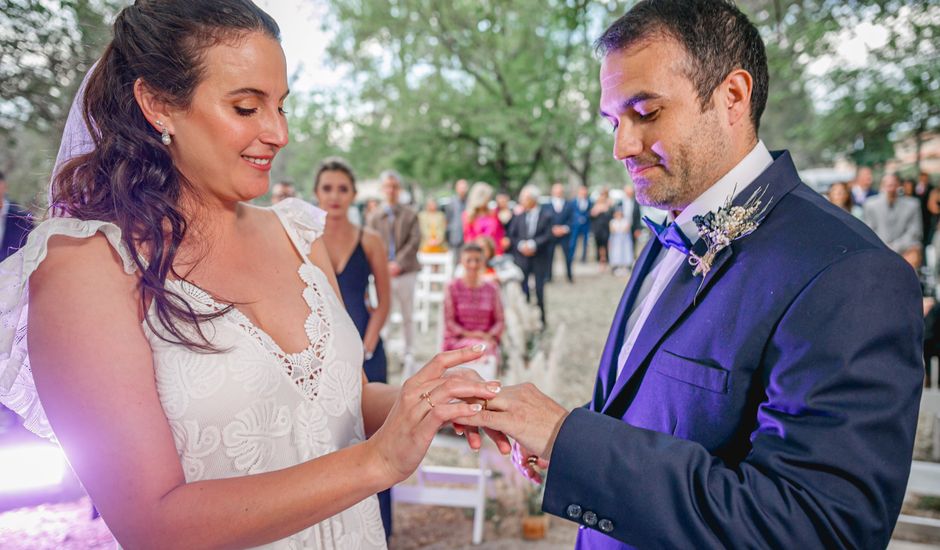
[798,167,856,194]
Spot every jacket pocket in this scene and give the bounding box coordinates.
[653,350,729,394]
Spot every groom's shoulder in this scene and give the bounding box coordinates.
[750,181,895,274]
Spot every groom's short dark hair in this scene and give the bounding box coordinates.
[595,0,768,134]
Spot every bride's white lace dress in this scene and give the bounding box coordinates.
[0,198,387,549]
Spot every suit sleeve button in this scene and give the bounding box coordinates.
[582,511,598,526]
[566,504,583,519]
[598,518,614,533]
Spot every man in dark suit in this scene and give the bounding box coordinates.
[547,182,575,283]
[459,2,923,548]
[568,185,592,263]
[0,171,33,262]
[508,185,553,326]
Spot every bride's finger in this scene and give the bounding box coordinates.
[410,345,487,385]
[411,378,500,422]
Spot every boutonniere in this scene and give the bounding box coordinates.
[689,186,770,278]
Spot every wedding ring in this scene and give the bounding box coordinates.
[526,456,539,467]
[420,391,434,408]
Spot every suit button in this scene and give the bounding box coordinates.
[566,504,583,519]
[598,518,614,533]
[582,510,598,527]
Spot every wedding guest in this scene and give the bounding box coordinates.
[463,181,505,255]
[473,235,499,281]
[495,192,513,230]
[826,181,862,218]
[547,182,575,283]
[617,182,644,268]
[418,197,447,253]
[917,172,934,247]
[608,209,632,275]
[442,244,504,360]
[363,197,381,220]
[850,165,876,206]
[367,170,422,372]
[444,178,469,253]
[0,3,501,548]
[495,191,514,252]
[864,172,923,266]
[591,187,614,269]
[0,171,33,262]
[569,184,593,263]
[270,180,296,204]
[313,157,393,537]
[507,185,553,326]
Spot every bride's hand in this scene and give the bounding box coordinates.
[368,345,502,484]
[443,367,512,455]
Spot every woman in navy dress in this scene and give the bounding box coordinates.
[314,157,393,536]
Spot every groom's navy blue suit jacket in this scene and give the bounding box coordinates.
[543,151,923,549]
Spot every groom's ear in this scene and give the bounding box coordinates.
[720,69,754,134]
[133,78,175,135]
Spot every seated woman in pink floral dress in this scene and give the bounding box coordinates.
[442,244,505,359]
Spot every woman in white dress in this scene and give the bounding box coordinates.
[0,1,505,548]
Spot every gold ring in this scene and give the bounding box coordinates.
[526,456,538,467]
[420,391,434,408]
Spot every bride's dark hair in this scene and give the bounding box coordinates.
[49,0,280,351]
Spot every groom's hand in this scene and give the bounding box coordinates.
[455,382,568,458]
[512,441,550,484]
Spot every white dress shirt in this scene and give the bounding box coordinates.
[616,141,774,377]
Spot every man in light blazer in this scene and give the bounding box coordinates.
[459,2,923,548]
[864,172,923,268]
[366,170,421,371]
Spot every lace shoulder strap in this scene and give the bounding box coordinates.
[271,198,327,262]
[0,216,137,440]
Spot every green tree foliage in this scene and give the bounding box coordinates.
[815,2,939,170]
[0,0,126,206]
[310,0,624,195]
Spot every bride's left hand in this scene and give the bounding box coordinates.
[443,367,512,455]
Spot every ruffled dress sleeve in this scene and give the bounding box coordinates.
[0,216,138,440]
[270,198,327,256]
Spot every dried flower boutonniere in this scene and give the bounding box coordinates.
[689,186,770,279]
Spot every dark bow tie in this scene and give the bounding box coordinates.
[643,216,692,255]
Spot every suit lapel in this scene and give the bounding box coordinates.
[592,237,662,410]
[599,150,802,416]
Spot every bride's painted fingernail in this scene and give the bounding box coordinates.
[487,384,501,393]
[470,403,483,412]
[471,343,486,353]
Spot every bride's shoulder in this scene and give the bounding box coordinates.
[267,198,326,250]
[27,219,139,298]
[22,217,138,280]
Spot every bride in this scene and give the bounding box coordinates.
[0,1,505,548]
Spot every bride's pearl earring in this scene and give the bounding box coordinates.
[156,120,172,146]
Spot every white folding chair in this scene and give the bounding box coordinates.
[415,251,455,333]
[391,433,490,545]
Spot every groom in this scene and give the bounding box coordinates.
[461,1,924,548]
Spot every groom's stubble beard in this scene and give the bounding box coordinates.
[634,105,730,213]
